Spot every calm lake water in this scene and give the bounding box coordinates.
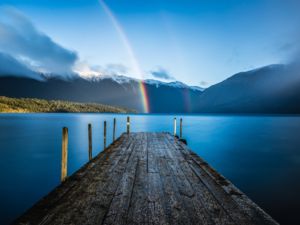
[0,114,300,224]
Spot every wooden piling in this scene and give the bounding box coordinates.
[173,117,177,136]
[113,118,116,142]
[104,121,107,149]
[88,124,92,161]
[61,127,68,182]
[127,116,130,134]
[180,118,183,138]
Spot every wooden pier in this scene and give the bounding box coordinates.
[14,132,278,225]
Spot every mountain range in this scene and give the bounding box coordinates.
[0,74,203,113]
[0,62,300,113]
[195,63,300,113]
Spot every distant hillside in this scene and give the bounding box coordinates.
[0,76,203,113]
[0,96,133,113]
[195,63,300,113]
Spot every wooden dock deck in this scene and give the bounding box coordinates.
[14,132,278,225]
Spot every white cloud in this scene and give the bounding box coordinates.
[0,6,78,78]
[74,61,130,78]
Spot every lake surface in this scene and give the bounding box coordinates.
[0,114,300,224]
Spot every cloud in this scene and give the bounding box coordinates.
[150,67,174,80]
[73,61,101,77]
[74,61,129,78]
[0,6,78,78]
[0,52,43,80]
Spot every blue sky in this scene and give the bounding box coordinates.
[1,0,300,86]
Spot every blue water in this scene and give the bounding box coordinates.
[0,114,300,225]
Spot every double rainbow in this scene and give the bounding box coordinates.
[99,0,150,113]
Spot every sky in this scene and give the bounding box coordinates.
[0,0,300,87]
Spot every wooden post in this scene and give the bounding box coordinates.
[174,117,177,136]
[180,118,183,138]
[104,121,107,149]
[88,124,92,161]
[113,118,116,142]
[127,116,130,134]
[61,127,68,182]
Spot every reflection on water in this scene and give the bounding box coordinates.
[0,113,300,224]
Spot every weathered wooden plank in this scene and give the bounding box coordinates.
[52,135,135,224]
[160,134,214,225]
[13,132,278,225]
[13,134,135,225]
[72,135,137,225]
[147,135,159,173]
[148,172,169,225]
[169,134,279,225]
[147,133,169,225]
[162,133,229,225]
[157,155,194,225]
[188,155,276,225]
[125,133,149,225]
[102,137,139,225]
[170,135,256,225]
[163,134,234,224]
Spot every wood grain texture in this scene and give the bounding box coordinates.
[61,127,68,182]
[13,132,278,225]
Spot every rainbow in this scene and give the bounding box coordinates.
[98,0,150,113]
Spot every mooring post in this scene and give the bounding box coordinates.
[127,116,130,134]
[180,118,183,138]
[174,117,177,136]
[61,127,68,182]
[88,123,92,161]
[113,118,116,142]
[104,121,107,149]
